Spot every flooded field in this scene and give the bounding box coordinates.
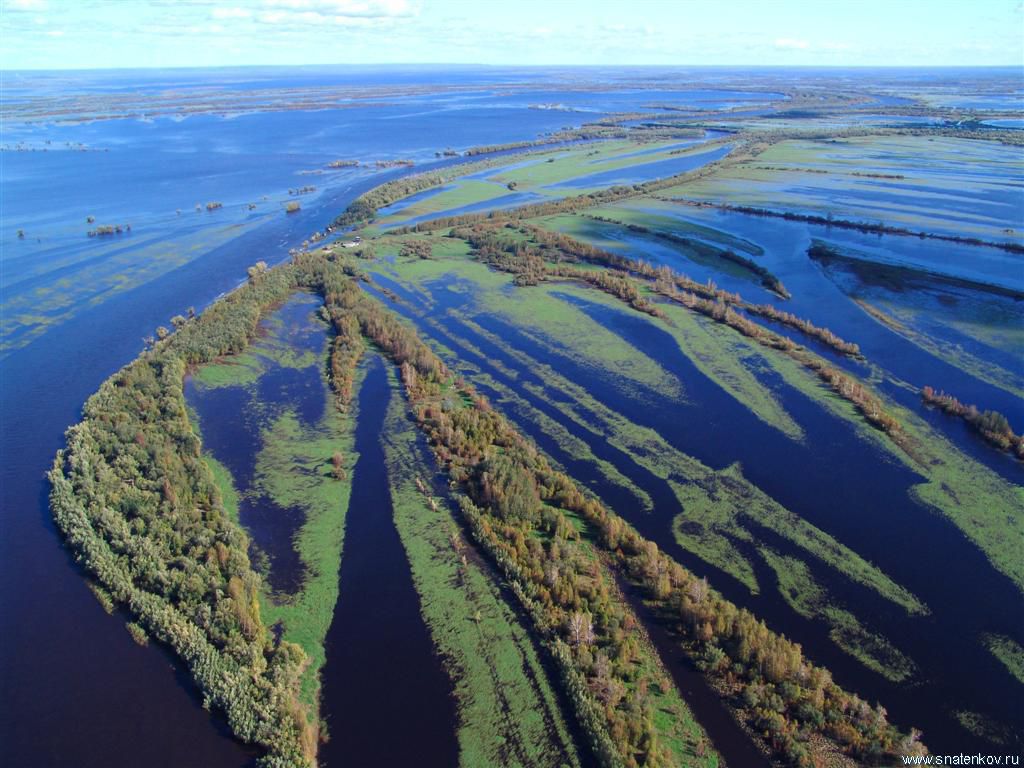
[672,135,1024,244]
[362,239,1023,754]
[11,63,1023,768]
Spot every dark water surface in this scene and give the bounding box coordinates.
[318,355,459,768]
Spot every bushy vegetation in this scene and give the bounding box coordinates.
[50,264,318,767]
[742,303,861,357]
[53,204,935,767]
[312,264,719,767]
[330,150,564,229]
[921,386,1023,458]
[348,141,736,236]
[658,284,904,442]
[400,239,434,260]
[383,386,584,768]
[87,224,130,236]
[457,223,664,318]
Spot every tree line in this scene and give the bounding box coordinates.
[921,387,1023,459]
[49,240,925,767]
[50,263,319,766]
[583,214,791,299]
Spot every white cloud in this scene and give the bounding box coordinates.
[212,7,252,19]
[261,0,415,17]
[774,38,810,50]
[254,1,415,29]
[8,0,48,10]
[44,28,63,36]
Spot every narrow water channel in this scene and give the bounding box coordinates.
[318,355,459,768]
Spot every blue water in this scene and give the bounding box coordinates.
[984,118,1024,129]
[607,203,1024,428]
[2,65,1022,767]
[549,145,731,189]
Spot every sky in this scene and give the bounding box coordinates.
[1,0,1022,70]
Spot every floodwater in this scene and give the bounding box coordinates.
[550,145,731,189]
[2,66,1020,766]
[318,355,459,768]
[0,68,631,766]
[186,293,329,595]
[364,264,1024,755]
[187,298,461,767]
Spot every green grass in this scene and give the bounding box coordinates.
[372,250,924,616]
[252,404,355,709]
[695,310,1024,597]
[367,139,729,232]
[380,368,583,768]
[365,205,1023,707]
[669,463,927,617]
[531,511,719,767]
[367,251,930,692]
[759,549,916,683]
[376,227,801,439]
[852,297,1024,401]
[374,180,515,228]
[193,297,359,714]
[584,201,765,255]
[436,349,655,515]
[438,293,926,618]
[983,633,1024,687]
[191,350,266,388]
[2,215,269,360]
[203,454,241,522]
[372,253,685,401]
[538,211,769,289]
[191,297,324,390]
[656,299,803,440]
[495,141,722,191]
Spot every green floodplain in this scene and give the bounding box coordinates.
[50,107,1023,768]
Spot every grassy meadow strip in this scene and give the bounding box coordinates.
[380,366,585,768]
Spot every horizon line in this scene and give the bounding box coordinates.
[4,62,1024,74]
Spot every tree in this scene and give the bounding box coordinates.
[247,261,268,284]
[568,611,594,646]
[330,451,345,480]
